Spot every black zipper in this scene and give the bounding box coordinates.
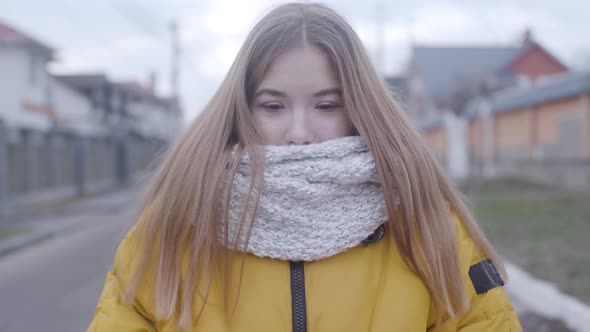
[288,226,384,332]
[290,261,308,332]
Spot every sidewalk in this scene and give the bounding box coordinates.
[0,184,145,258]
[506,262,590,332]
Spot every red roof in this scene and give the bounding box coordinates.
[0,21,26,39]
[0,20,54,56]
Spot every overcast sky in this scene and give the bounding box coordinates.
[1,0,589,124]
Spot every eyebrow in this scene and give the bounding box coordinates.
[254,87,342,98]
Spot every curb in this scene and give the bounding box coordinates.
[505,262,590,332]
[0,218,94,259]
[0,186,143,259]
[0,207,133,259]
[0,229,54,258]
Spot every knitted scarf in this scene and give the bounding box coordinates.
[222,136,392,261]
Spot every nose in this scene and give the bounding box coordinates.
[285,110,314,145]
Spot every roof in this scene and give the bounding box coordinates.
[492,72,590,114]
[114,81,180,110]
[412,45,522,107]
[503,41,568,72]
[54,74,181,112]
[0,20,54,57]
[464,72,590,119]
[114,81,156,99]
[53,74,110,90]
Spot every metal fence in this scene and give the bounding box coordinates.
[0,120,168,214]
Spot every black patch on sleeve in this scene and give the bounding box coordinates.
[469,259,505,294]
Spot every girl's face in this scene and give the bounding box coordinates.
[252,45,353,145]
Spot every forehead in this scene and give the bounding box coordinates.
[257,45,339,94]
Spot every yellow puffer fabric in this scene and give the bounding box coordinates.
[87,213,522,331]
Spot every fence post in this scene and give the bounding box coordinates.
[116,134,130,186]
[23,129,39,194]
[127,136,136,182]
[0,121,7,217]
[481,102,497,177]
[48,130,61,189]
[74,136,87,196]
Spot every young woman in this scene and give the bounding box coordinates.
[88,2,522,331]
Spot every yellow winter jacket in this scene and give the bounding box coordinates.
[87,213,522,331]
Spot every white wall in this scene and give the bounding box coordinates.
[0,46,52,131]
[49,77,103,136]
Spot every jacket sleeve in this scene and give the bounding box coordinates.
[87,227,156,332]
[428,213,523,332]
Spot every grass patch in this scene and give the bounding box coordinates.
[460,177,590,304]
[29,195,84,214]
[0,228,23,242]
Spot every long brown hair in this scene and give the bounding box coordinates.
[124,2,505,330]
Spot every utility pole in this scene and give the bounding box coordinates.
[406,17,415,49]
[170,19,180,99]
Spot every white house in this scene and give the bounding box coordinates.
[0,20,54,131]
[0,20,183,211]
[49,76,103,136]
[0,20,102,137]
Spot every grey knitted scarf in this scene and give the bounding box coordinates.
[223,136,391,261]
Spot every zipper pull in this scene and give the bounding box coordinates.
[362,224,386,245]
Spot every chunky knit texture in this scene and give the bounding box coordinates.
[223,136,393,261]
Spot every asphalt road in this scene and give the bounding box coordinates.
[0,208,132,332]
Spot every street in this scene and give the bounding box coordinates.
[0,207,132,332]
[0,187,581,332]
